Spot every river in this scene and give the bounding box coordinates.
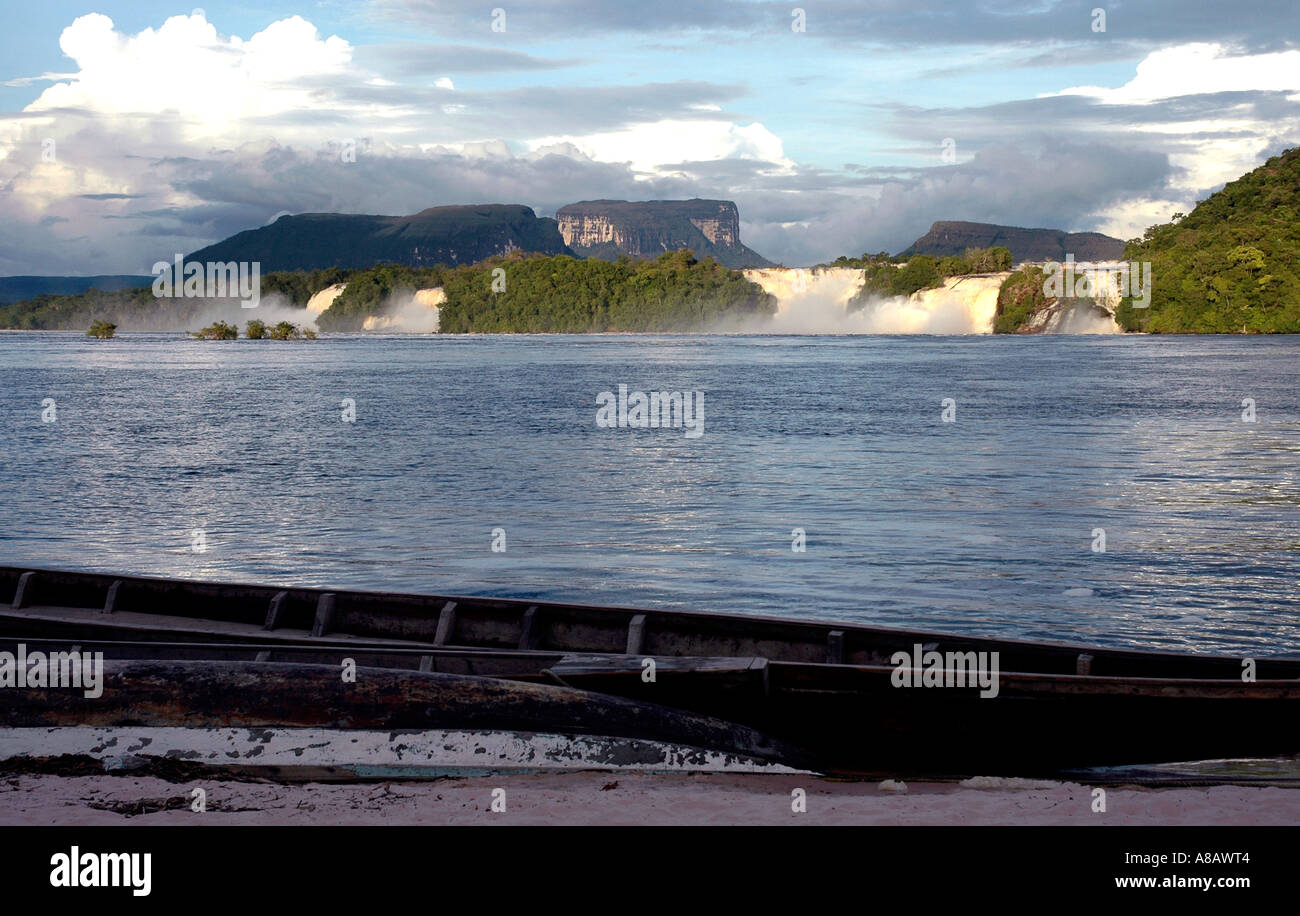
[2,330,1296,655]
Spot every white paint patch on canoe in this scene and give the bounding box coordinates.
[0,727,803,776]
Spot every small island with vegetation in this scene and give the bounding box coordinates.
[192,321,238,340]
[192,319,317,340]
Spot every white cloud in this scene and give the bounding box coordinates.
[527,119,795,175]
[1050,43,1300,200]
[1090,196,1188,242]
[0,11,805,272]
[26,12,357,144]
[1052,43,1300,105]
[3,13,1296,276]
[3,72,77,88]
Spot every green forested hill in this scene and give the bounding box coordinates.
[1118,146,1300,332]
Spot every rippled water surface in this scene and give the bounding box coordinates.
[2,331,1296,654]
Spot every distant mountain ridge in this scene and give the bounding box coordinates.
[185,204,569,272]
[556,199,773,268]
[902,220,1125,262]
[183,199,772,273]
[0,275,152,305]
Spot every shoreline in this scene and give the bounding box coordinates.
[5,771,1298,826]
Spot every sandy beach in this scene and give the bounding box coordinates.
[5,771,1298,826]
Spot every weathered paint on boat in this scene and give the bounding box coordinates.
[2,566,1298,775]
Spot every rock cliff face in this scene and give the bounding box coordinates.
[556,199,772,268]
[186,204,568,272]
[902,220,1125,262]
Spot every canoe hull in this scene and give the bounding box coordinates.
[0,658,808,769]
[2,565,1298,775]
[549,657,1300,775]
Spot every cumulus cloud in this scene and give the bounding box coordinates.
[1047,43,1300,195]
[29,13,355,144]
[2,9,1299,275]
[0,12,792,272]
[11,13,750,147]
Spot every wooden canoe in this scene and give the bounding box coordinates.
[2,565,1297,775]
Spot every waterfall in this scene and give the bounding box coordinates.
[741,268,866,332]
[304,283,346,318]
[362,288,444,332]
[1021,262,1124,334]
[301,269,1121,335]
[302,283,443,331]
[743,268,1009,334]
[743,266,1131,334]
[859,274,1008,334]
[1030,302,1122,334]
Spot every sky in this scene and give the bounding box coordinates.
[1,0,1298,273]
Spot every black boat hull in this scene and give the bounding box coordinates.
[2,566,1298,775]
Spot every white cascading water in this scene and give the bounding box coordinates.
[741,268,866,332]
[304,283,346,320]
[862,273,1009,334]
[302,268,1120,335]
[362,288,444,331]
[1026,265,1124,334]
[1036,302,1122,334]
[743,268,1010,334]
[304,283,444,331]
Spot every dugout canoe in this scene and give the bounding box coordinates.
[2,565,1298,775]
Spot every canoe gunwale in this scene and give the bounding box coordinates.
[3,564,1293,669]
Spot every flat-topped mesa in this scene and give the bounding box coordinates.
[903,220,1125,263]
[556,199,773,268]
[185,204,568,273]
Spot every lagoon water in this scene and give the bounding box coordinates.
[1,331,1297,655]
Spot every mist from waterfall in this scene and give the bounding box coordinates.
[742,268,1008,334]
[1048,302,1123,334]
[362,288,444,332]
[305,283,443,332]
